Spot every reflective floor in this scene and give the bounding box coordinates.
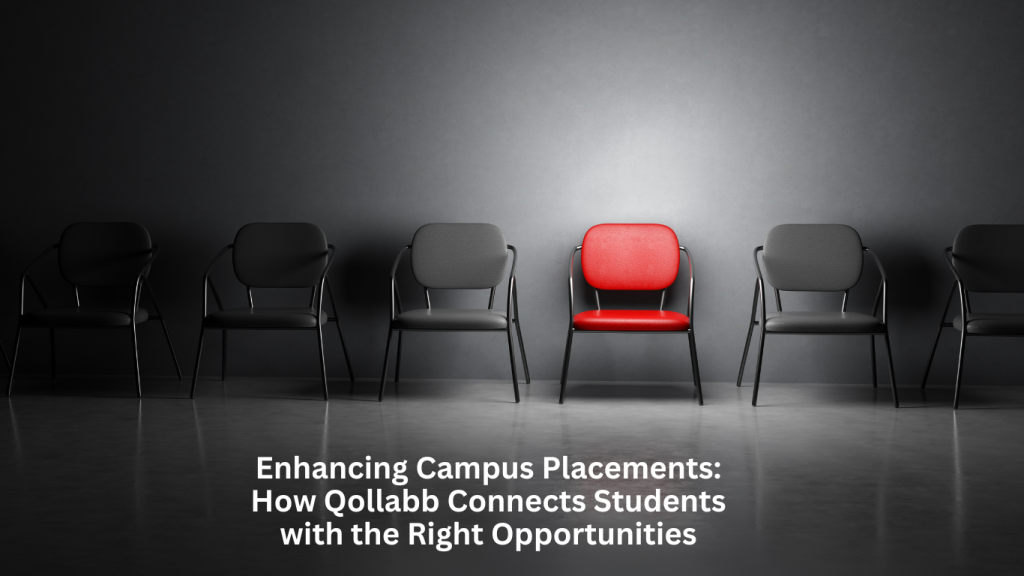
[2,376,1022,575]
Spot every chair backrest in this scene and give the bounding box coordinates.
[762,224,863,291]
[411,223,508,289]
[581,223,679,290]
[233,223,329,288]
[951,224,1024,293]
[59,222,153,286]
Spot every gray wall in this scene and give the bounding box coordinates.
[5,0,1024,386]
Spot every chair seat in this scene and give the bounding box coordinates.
[204,308,328,329]
[22,307,149,327]
[393,309,508,330]
[953,313,1024,335]
[764,311,883,333]
[572,309,690,331]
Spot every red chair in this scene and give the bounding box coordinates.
[558,224,702,404]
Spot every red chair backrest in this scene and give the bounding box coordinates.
[581,224,680,290]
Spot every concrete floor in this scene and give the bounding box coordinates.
[2,376,1022,575]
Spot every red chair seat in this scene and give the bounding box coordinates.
[572,309,690,331]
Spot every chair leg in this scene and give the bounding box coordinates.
[922,284,956,389]
[884,330,899,408]
[316,326,329,401]
[514,319,531,384]
[953,330,967,409]
[752,328,767,406]
[221,330,227,381]
[1,338,9,371]
[189,328,207,399]
[558,329,574,404]
[326,280,355,382]
[335,321,355,383]
[146,282,183,379]
[378,329,394,402]
[6,326,23,396]
[131,324,142,399]
[688,331,703,406]
[395,331,403,383]
[506,329,520,403]
[512,288,531,384]
[871,335,877,388]
[157,316,183,380]
[920,324,944,390]
[737,283,759,386]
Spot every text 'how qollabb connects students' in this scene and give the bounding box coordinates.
[252,455,725,551]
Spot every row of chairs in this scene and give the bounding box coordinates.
[2,222,1020,409]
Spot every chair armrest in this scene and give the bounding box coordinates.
[750,247,768,326]
[138,244,161,277]
[506,245,518,316]
[863,247,888,324]
[941,246,970,317]
[321,245,337,280]
[19,245,58,315]
[679,246,694,320]
[752,246,765,282]
[200,245,233,318]
[566,246,582,322]
[312,245,338,315]
[131,245,163,317]
[942,247,964,285]
[752,245,778,319]
[388,246,411,321]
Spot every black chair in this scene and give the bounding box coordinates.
[920,225,1024,408]
[6,223,181,397]
[736,224,899,407]
[189,223,353,400]
[378,223,530,402]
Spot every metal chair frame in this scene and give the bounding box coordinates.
[919,247,1023,409]
[189,243,354,401]
[6,243,182,398]
[558,245,702,405]
[378,245,530,402]
[736,246,899,407]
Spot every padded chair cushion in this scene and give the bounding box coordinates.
[410,224,509,289]
[764,311,883,333]
[952,313,1024,335]
[204,308,328,329]
[233,223,329,288]
[22,307,149,327]
[392,309,508,330]
[573,309,690,331]
[59,222,153,287]
[581,224,680,291]
[951,225,1024,293]
[762,224,863,292]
